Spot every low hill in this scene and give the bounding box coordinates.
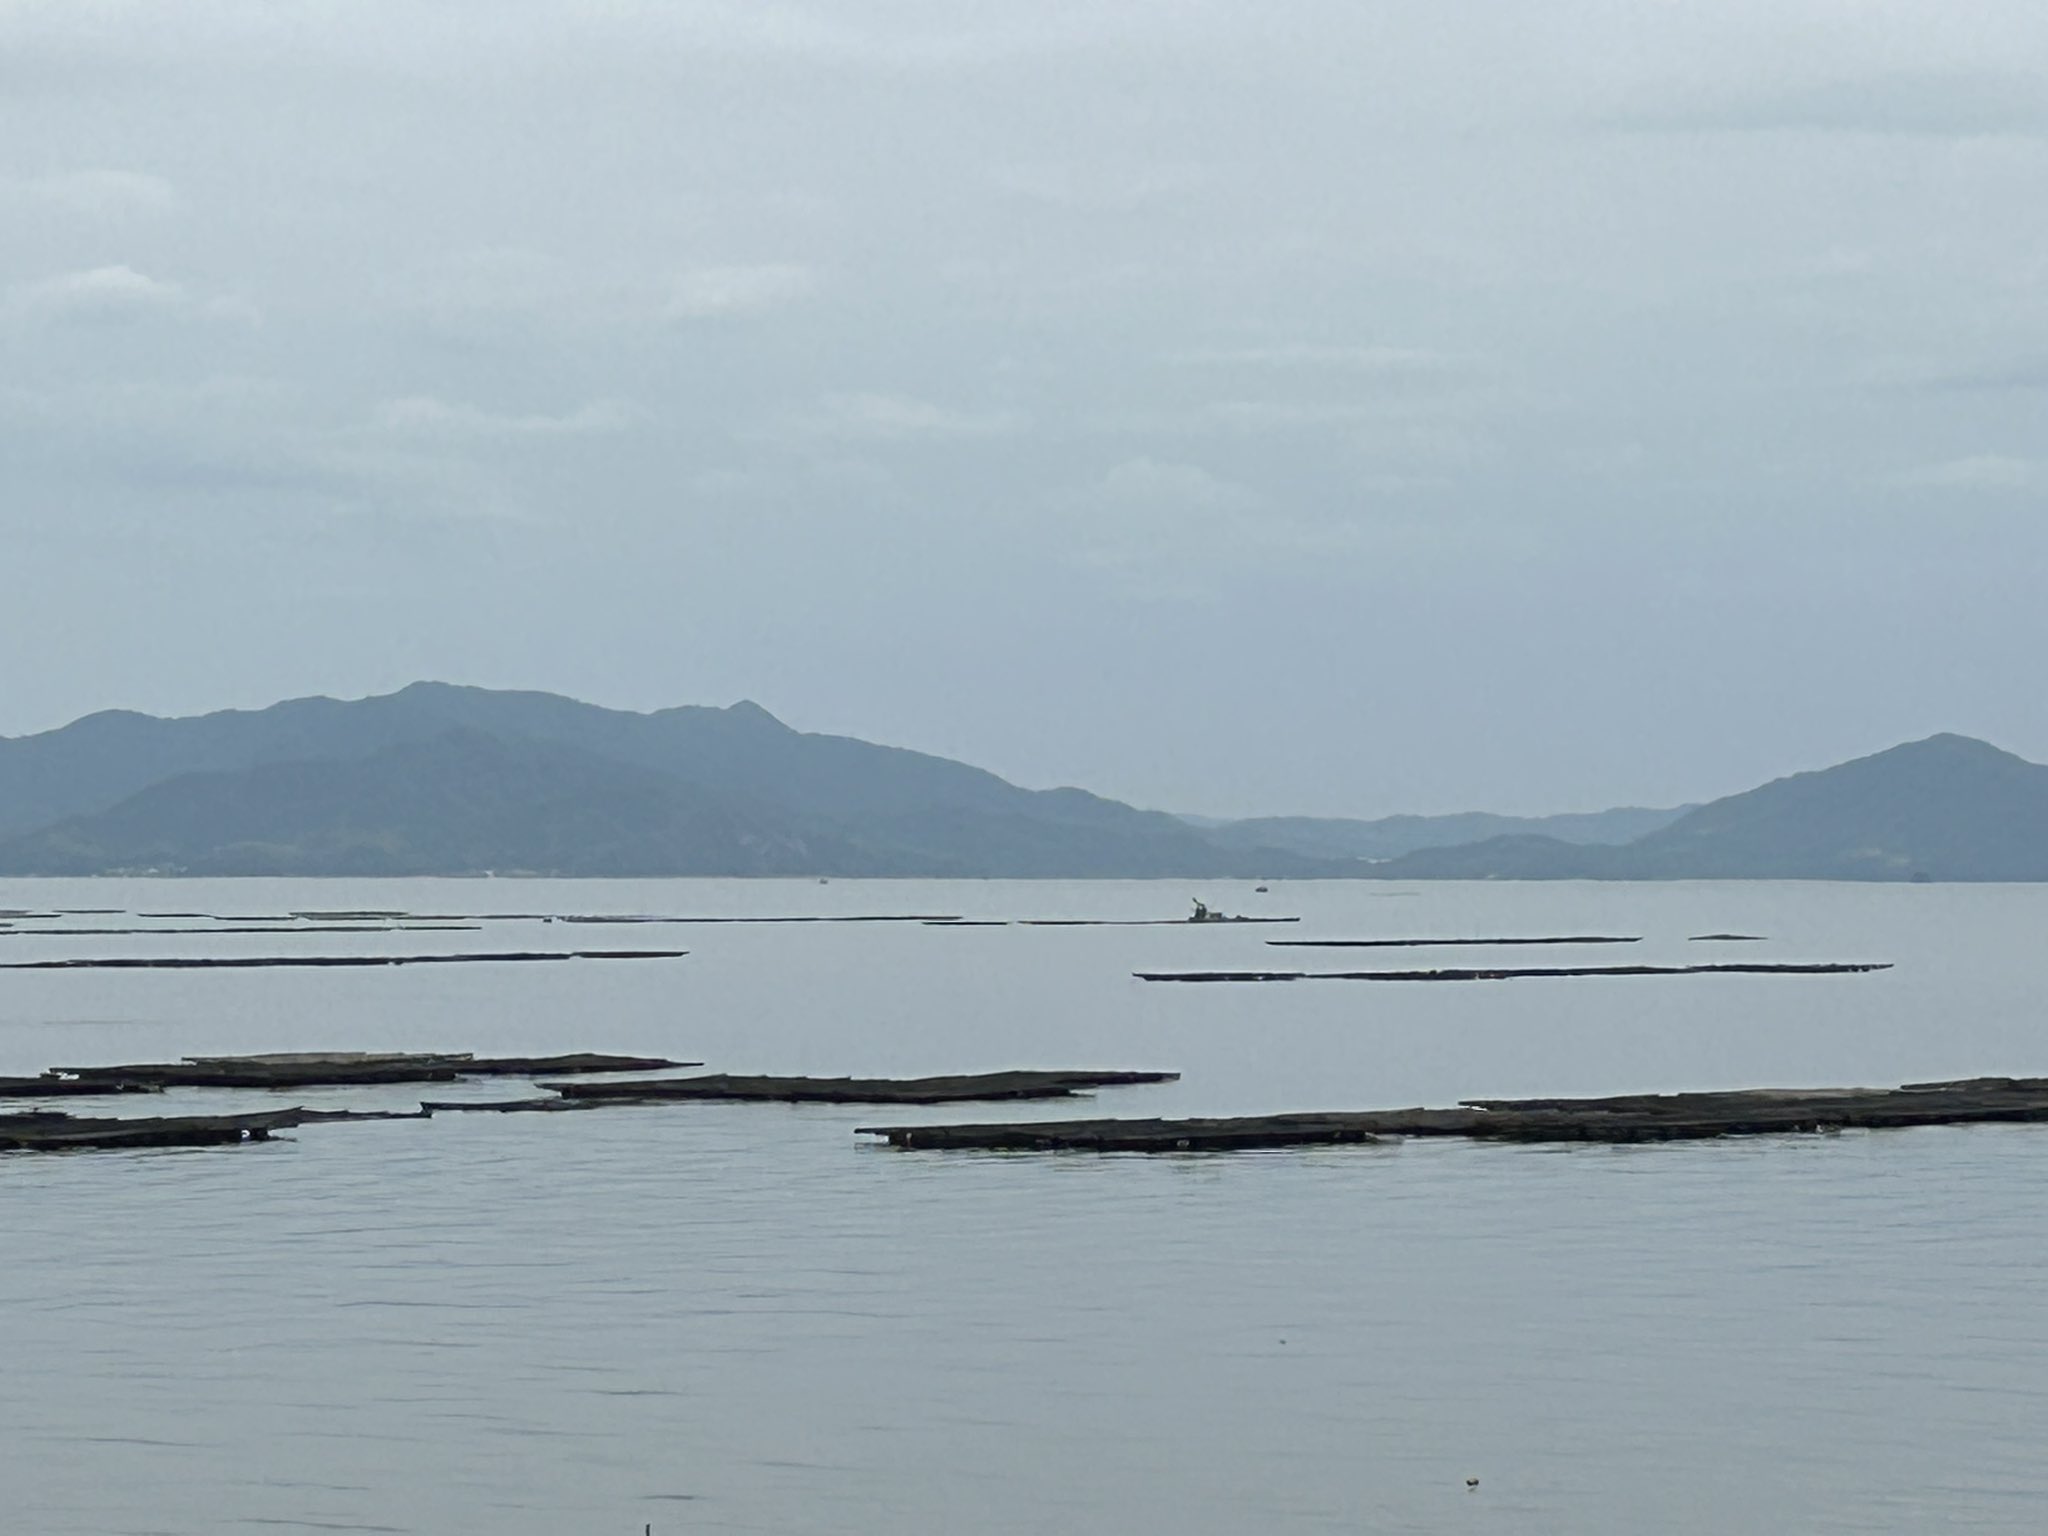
[1373,734,2048,881]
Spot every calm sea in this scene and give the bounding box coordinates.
[4,877,2047,1535]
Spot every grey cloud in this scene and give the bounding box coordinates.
[372,396,645,440]
[0,373,295,433]
[1919,357,2048,394]
[0,0,1154,86]
[1200,397,1484,435]
[802,393,1027,443]
[1175,345,1470,378]
[407,248,570,315]
[666,264,821,319]
[1615,68,2048,138]
[992,162,1208,211]
[4,265,260,328]
[1904,455,2045,491]
[1056,456,1370,598]
[1080,456,1257,513]
[3,169,178,217]
[8,264,184,322]
[1156,347,1495,445]
[0,372,547,526]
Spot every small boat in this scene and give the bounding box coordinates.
[1188,899,1297,924]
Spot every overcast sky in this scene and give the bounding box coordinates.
[4,1,2045,816]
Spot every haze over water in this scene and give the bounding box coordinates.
[6,877,2047,1534]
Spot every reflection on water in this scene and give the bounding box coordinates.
[4,878,2048,1534]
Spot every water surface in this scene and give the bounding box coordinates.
[4,878,2046,1534]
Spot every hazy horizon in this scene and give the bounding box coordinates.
[6,1,2045,817]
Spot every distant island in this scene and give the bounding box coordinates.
[0,684,2040,880]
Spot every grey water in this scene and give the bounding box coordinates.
[4,878,2047,1535]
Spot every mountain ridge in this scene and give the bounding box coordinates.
[0,686,1344,879]
[0,689,2040,880]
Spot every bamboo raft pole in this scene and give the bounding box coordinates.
[859,1078,2048,1152]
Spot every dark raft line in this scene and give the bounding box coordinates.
[557,914,964,925]
[543,1069,1181,1105]
[1134,962,1891,983]
[2,1108,311,1152]
[1268,935,1642,949]
[420,1097,598,1114]
[0,949,688,972]
[0,924,483,937]
[33,910,1315,932]
[0,1076,162,1099]
[1,1066,1177,1151]
[2,1104,433,1151]
[863,1112,1390,1153]
[45,1050,695,1092]
[1019,917,1301,927]
[859,1078,2048,1153]
[922,918,1308,928]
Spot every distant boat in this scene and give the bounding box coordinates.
[1189,898,1296,924]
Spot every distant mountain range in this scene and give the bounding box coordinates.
[1189,805,1691,862]
[0,685,2038,880]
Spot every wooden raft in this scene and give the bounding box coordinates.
[858,1078,2048,1152]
